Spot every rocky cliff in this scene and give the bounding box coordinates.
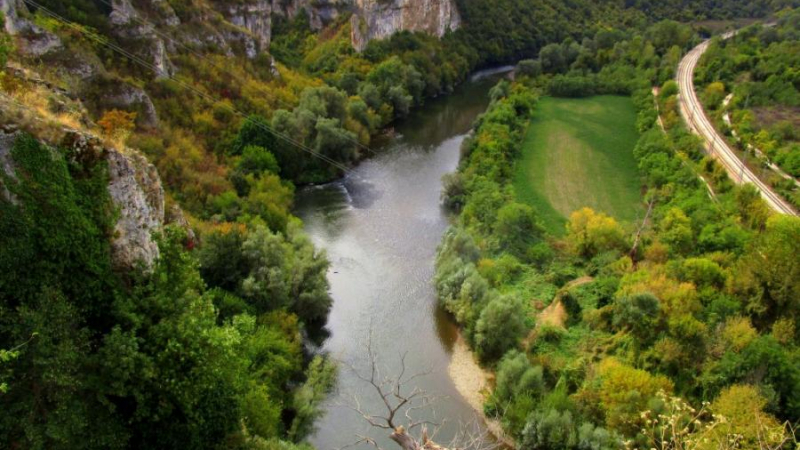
[0,81,191,272]
[1,0,459,62]
[350,0,461,51]
[0,126,168,271]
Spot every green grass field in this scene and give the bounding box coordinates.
[514,96,642,234]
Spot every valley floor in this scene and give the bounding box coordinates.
[513,96,642,233]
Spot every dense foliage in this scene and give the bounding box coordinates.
[19,0,792,223]
[0,136,334,449]
[451,0,787,68]
[436,19,799,450]
[2,0,798,448]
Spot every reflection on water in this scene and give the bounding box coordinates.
[295,70,508,450]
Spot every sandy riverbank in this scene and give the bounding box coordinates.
[447,333,516,448]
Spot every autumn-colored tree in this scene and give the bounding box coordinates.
[704,385,787,450]
[720,316,758,353]
[589,357,673,434]
[658,207,693,255]
[566,207,627,258]
[97,109,137,139]
[703,81,726,109]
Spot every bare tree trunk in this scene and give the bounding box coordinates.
[339,332,498,450]
[630,198,655,261]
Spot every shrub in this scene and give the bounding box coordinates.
[475,294,527,361]
[566,208,627,259]
[97,109,137,139]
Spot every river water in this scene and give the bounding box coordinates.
[296,69,511,450]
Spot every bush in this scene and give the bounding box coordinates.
[493,351,545,403]
[612,292,662,343]
[521,409,578,450]
[517,59,542,78]
[475,294,527,361]
[566,208,627,259]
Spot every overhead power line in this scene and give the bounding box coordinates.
[22,0,354,174]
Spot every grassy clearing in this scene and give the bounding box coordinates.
[514,96,642,234]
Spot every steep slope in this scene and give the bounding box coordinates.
[0,82,183,271]
[350,0,460,50]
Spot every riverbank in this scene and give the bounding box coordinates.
[299,71,510,450]
[448,333,516,448]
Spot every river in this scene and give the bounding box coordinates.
[295,68,511,450]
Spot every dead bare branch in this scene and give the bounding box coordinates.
[340,329,501,450]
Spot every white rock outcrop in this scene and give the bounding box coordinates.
[106,147,164,271]
[0,129,167,271]
[63,131,166,271]
[350,0,460,51]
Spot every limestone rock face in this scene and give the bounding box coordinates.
[109,0,140,26]
[219,0,273,52]
[0,128,169,272]
[101,84,160,128]
[0,0,63,56]
[271,0,348,31]
[0,132,20,205]
[350,0,460,51]
[62,130,167,271]
[106,146,165,271]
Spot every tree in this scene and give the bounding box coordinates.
[516,59,542,78]
[441,172,467,211]
[298,86,348,122]
[343,336,495,450]
[613,292,662,343]
[590,358,673,434]
[539,43,567,73]
[199,225,250,292]
[243,174,294,232]
[731,215,799,326]
[233,115,279,156]
[703,82,726,109]
[314,117,357,161]
[735,185,770,230]
[701,335,800,420]
[98,109,137,139]
[492,351,544,405]
[231,145,280,196]
[521,409,578,450]
[474,294,526,361]
[706,385,786,449]
[493,202,544,258]
[287,356,337,441]
[240,222,332,323]
[658,207,693,255]
[98,227,246,449]
[646,20,691,54]
[566,208,627,259]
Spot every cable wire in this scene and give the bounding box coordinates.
[22,0,354,174]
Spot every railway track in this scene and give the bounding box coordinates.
[676,32,797,216]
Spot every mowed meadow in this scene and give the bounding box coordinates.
[514,96,642,233]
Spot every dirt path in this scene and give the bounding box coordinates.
[538,299,567,328]
[676,31,796,216]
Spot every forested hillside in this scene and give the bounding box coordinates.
[437,10,799,450]
[0,0,797,449]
